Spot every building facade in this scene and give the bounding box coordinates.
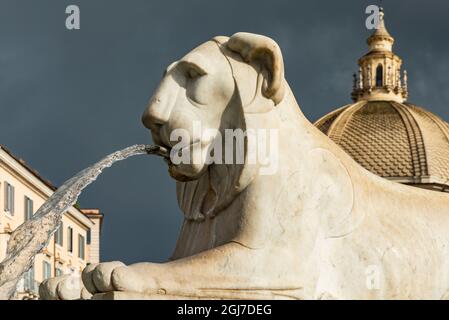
[0,145,103,299]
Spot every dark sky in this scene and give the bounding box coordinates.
[1,0,448,264]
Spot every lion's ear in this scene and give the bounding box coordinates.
[227,32,285,105]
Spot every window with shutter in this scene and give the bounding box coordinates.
[78,234,85,259]
[24,266,35,292]
[24,196,33,221]
[67,226,73,253]
[87,228,91,245]
[4,182,15,214]
[10,184,14,215]
[55,268,63,277]
[55,222,64,246]
[43,261,52,280]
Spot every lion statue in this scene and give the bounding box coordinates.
[41,32,449,300]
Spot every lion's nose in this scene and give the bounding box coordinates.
[142,73,179,129]
[142,96,171,129]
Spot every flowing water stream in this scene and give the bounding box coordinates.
[0,144,167,299]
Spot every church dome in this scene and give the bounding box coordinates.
[315,101,449,192]
[315,8,449,193]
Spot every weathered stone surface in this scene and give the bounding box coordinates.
[41,32,449,300]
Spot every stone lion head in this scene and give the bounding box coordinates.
[142,33,286,220]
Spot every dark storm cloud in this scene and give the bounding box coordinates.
[0,0,448,263]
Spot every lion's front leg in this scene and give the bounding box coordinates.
[83,243,250,297]
[84,242,304,299]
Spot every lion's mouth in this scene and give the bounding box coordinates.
[161,140,210,182]
[148,144,171,161]
[156,146,171,159]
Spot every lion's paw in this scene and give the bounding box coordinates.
[82,261,154,295]
[39,274,91,300]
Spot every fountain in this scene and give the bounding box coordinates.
[0,144,168,300]
[6,31,449,300]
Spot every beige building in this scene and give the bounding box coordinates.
[0,145,103,299]
[315,8,449,193]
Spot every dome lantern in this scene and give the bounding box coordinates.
[367,8,394,52]
[316,8,449,193]
[351,8,408,103]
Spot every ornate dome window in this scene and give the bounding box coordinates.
[375,65,383,87]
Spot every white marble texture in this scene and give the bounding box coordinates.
[41,32,449,300]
